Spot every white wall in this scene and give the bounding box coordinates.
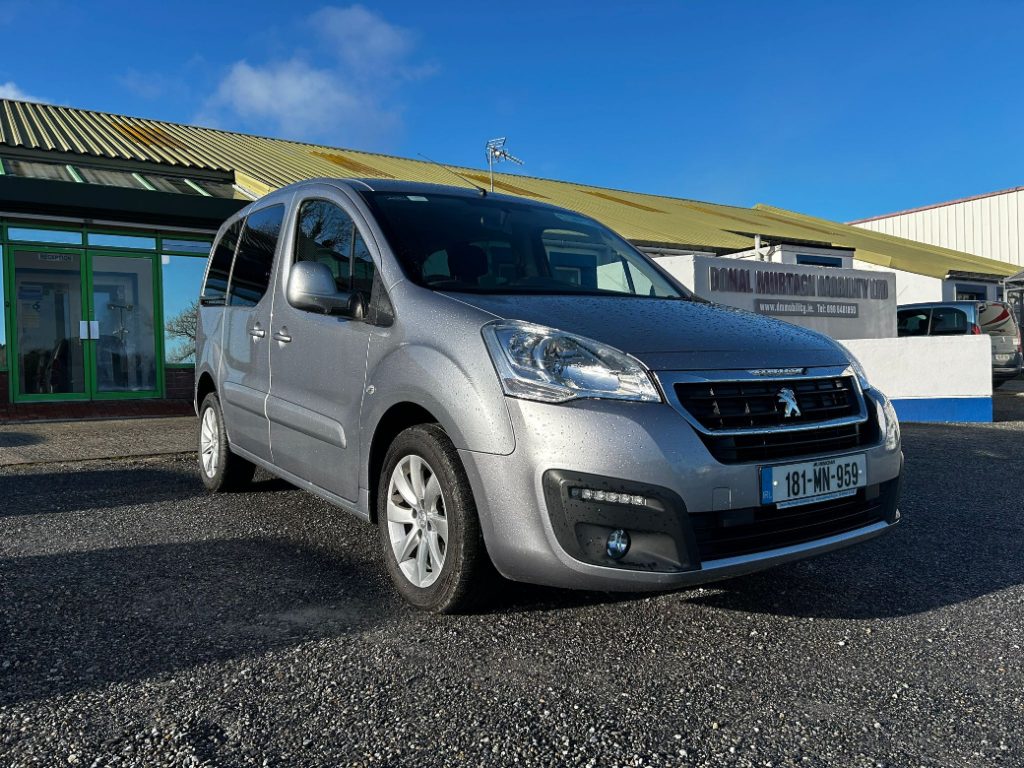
[841,336,992,400]
[852,259,944,304]
[853,188,1024,269]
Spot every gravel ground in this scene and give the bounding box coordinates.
[1,419,1022,767]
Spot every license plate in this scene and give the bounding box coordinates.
[995,353,1012,363]
[761,454,867,508]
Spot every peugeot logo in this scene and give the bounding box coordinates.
[777,387,801,418]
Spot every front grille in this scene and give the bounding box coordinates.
[673,375,872,463]
[691,490,887,562]
[675,376,858,431]
[702,423,866,463]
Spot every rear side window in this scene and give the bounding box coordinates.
[228,204,285,307]
[979,303,1019,337]
[897,309,930,337]
[202,219,243,303]
[930,307,969,335]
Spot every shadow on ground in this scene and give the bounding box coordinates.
[685,421,1024,620]
[0,466,209,515]
[0,466,295,517]
[0,431,43,449]
[0,538,392,706]
[994,391,1024,422]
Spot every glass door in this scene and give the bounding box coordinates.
[87,252,162,399]
[9,247,90,401]
[6,249,163,401]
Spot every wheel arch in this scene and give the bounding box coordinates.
[195,370,217,415]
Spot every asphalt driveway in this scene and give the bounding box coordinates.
[1,416,1022,767]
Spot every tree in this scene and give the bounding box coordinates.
[165,299,198,364]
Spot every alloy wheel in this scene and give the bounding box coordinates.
[386,454,449,588]
[200,406,220,478]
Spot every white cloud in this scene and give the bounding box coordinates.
[0,81,46,103]
[311,4,412,74]
[200,59,397,144]
[198,5,430,147]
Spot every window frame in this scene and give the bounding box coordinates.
[0,243,6,372]
[0,217,218,387]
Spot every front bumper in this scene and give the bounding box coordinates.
[460,394,902,592]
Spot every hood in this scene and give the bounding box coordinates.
[443,293,849,371]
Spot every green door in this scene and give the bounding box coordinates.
[86,251,163,400]
[7,248,163,402]
[8,246,91,401]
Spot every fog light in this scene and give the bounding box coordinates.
[571,487,647,506]
[606,529,630,559]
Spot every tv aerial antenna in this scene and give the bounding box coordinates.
[485,137,524,192]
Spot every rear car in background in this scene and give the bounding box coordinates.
[898,301,1023,387]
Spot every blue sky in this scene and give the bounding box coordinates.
[1,0,1022,222]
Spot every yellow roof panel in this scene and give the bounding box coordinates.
[0,98,1011,279]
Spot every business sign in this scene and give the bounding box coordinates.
[688,257,897,339]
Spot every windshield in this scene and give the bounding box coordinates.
[359,191,686,298]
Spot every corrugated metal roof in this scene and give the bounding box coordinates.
[0,98,1012,279]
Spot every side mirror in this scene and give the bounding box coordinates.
[287,261,356,316]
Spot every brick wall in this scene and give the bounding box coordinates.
[0,368,198,422]
[165,367,195,401]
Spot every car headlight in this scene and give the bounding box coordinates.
[482,320,661,404]
[871,390,901,452]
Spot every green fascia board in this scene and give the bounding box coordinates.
[0,176,245,230]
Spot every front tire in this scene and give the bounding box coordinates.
[198,392,256,492]
[377,424,493,613]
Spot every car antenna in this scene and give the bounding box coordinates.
[417,153,487,196]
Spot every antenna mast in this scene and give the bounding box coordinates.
[485,137,524,192]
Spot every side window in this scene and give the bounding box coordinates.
[897,309,930,337]
[228,204,284,307]
[294,198,376,295]
[295,199,355,290]
[202,219,242,303]
[930,307,969,335]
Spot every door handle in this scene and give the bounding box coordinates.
[78,321,100,340]
[249,323,266,340]
[273,328,292,343]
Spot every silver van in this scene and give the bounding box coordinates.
[195,179,903,612]
[897,301,1023,387]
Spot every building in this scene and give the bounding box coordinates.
[851,188,1024,313]
[0,99,1013,419]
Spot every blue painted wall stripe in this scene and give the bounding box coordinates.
[891,397,992,423]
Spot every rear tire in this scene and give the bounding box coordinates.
[377,424,493,613]
[198,392,256,492]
